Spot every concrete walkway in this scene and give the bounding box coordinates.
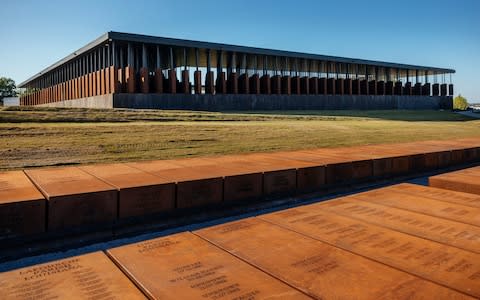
[456,110,480,119]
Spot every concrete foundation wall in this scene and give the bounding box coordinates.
[113,94,453,111]
[39,94,114,109]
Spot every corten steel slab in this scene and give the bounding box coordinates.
[127,161,223,209]
[0,171,46,239]
[386,183,480,209]
[195,218,472,299]
[314,196,480,254]
[260,207,480,297]
[79,164,175,219]
[107,232,308,300]
[430,173,480,196]
[168,158,263,203]
[0,251,146,300]
[24,167,117,231]
[353,187,480,227]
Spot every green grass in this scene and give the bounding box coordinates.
[1,107,479,170]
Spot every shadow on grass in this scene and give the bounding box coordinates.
[223,110,476,122]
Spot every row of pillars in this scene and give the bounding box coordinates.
[111,66,454,97]
[21,67,454,106]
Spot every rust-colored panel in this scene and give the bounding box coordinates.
[216,72,226,94]
[110,66,118,93]
[92,72,97,96]
[260,207,480,297]
[127,161,223,209]
[0,171,46,239]
[430,174,480,196]
[105,67,111,94]
[297,165,326,192]
[88,73,93,97]
[228,72,238,94]
[168,69,176,94]
[196,218,472,299]
[95,69,101,96]
[239,73,250,94]
[79,164,175,219]
[205,71,214,94]
[181,69,189,94]
[309,77,318,94]
[118,67,125,93]
[0,252,146,300]
[107,232,308,300]
[387,183,480,208]
[281,76,291,95]
[193,70,201,94]
[154,68,163,94]
[249,74,260,94]
[271,75,281,94]
[300,76,309,94]
[24,167,117,230]
[126,66,136,93]
[263,169,296,196]
[355,187,480,226]
[140,67,149,94]
[316,196,480,254]
[291,76,301,94]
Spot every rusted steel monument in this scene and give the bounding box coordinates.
[18,31,455,110]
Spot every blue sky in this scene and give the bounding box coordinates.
[1,0,479,101]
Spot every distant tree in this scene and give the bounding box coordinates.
[453,94,469,111]
[0,77,18,99]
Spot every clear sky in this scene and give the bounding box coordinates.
[1,0,479,101]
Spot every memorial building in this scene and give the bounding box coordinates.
[18,31,455,110]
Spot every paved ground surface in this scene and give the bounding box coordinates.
[0,175,427,273]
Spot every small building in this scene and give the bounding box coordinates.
[2,97,20,107]
[18,31,455,110]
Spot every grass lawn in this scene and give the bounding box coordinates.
[1,107,479,170]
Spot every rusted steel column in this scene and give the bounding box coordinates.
[394,82,403,95]
[216,72,227,94]
[377,81,385,95]
[385,81,394,95]
[260,74,271,94]
[194,70,201,94]
[249,74,260,94]
[413,82,422,95]
[205,71,214,94]
[181,70,190,94]
[432,83,439,96]
[300,76,309,94]
[440,83,447,96]
[369,80,377,95]
[404,82,412,95]
[168,69,176,94]
[309,77,318,94]
[359,80,368,95]
[448,84,454,96]
[318,77,327,95]
[335,78,344,95]
[327,78,335,95]
[291,76,300,94]
[239,73,249,94]
[228,72,238,94]
[271,75,281,95]
[281,76,291,95]
[352,79,360,95]
[139,67,149,93]
[344,78,352,95]
[154,69,163,94]
[422,83,431,96]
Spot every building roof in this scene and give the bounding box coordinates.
[18,31,455,88]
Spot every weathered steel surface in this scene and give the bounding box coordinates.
[0,252,146,299]
[260,207,480,297]
[79,164,175,219]
[0,171,46,239]
[355,187,480,227]
[315,196,480,253]
[196,218,473,299]
[24,167,117,230]
[430,167,480,196]
[107,232,309,299]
